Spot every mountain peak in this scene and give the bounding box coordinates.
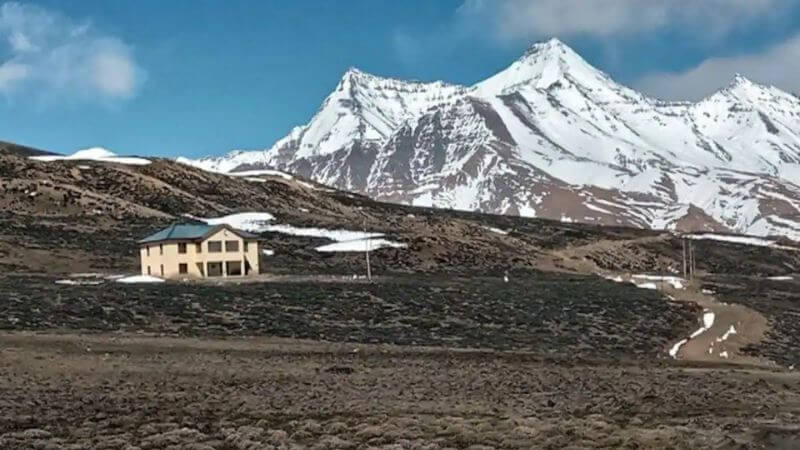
[340,66,373,83]
[712,72,773,101]
[476,37,606,94]
[729,73,755,88]
[523,37,571,57]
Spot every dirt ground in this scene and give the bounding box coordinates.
[6,145,800,448]
[2,333,800,450]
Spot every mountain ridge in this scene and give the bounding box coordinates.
[180,38,800,239]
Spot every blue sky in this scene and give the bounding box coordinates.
[1,0,800,158]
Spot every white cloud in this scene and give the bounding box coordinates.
[459,0,792,40]
[635,34,800,100]
[0,60,27,88]
[0,2,144,101]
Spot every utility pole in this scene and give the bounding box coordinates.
[364,218,372,282]
[682,238,687,279]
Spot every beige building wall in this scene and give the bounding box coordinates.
[139,228,260,279]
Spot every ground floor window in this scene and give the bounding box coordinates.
[178,263,188,274]
[207,261,223,277]
[226,261,242,276]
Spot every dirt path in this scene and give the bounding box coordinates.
[665,286,769,364]
[546,234,773,367]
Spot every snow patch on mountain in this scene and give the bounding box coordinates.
[31,147,151,166]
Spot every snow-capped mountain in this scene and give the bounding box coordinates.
[180,39,800,239]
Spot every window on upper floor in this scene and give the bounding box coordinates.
[225,240,239,252]
[178,243,187,254]
[208,241,222,253]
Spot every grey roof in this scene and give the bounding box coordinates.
[138,223,260,244]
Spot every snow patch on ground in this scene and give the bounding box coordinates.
[670,311,715,359]
[703,311,715,329]
[482,226,509,235]
[116,275,165,283]
[767,276,794,281]
[719,351,729,359]
[687,233,797,250]
[262,249,275,256]
[262,224,381,242]
[603,274,624,283]
[30,147,151,166]
[55,279,103,286]
[690,311,716,339]
[228,169,293,180]
[632,274,685,289]
[198,212,406,251]
[669,339,688,358]
[316,238,407,252]
[716,325,737,342]
[633,282,658,290]
[200,212,276,232]
[295,179,318,190]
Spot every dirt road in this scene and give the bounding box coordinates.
[547,235,773,367]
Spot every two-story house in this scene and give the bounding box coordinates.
[138,223,262,279]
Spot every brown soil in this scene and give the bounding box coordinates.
[2,332,800,450]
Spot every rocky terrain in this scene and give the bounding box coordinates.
[4,141,800,448]
[2,333,800,450]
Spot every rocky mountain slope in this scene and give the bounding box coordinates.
[182,39,800,239]
[3,144,651,276]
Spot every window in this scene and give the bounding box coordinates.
[226,261,242,276]
[225,240,239,252]
[147,266,151,275]
[208,241,222,253]
[196,243,202,253]
[207,261,223,277]
[160,265,164,276]
[178,243,187,254]
[146,246,150,257]
[244,242,249,252]
[178,263,188,274]
[159,244,163,255]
